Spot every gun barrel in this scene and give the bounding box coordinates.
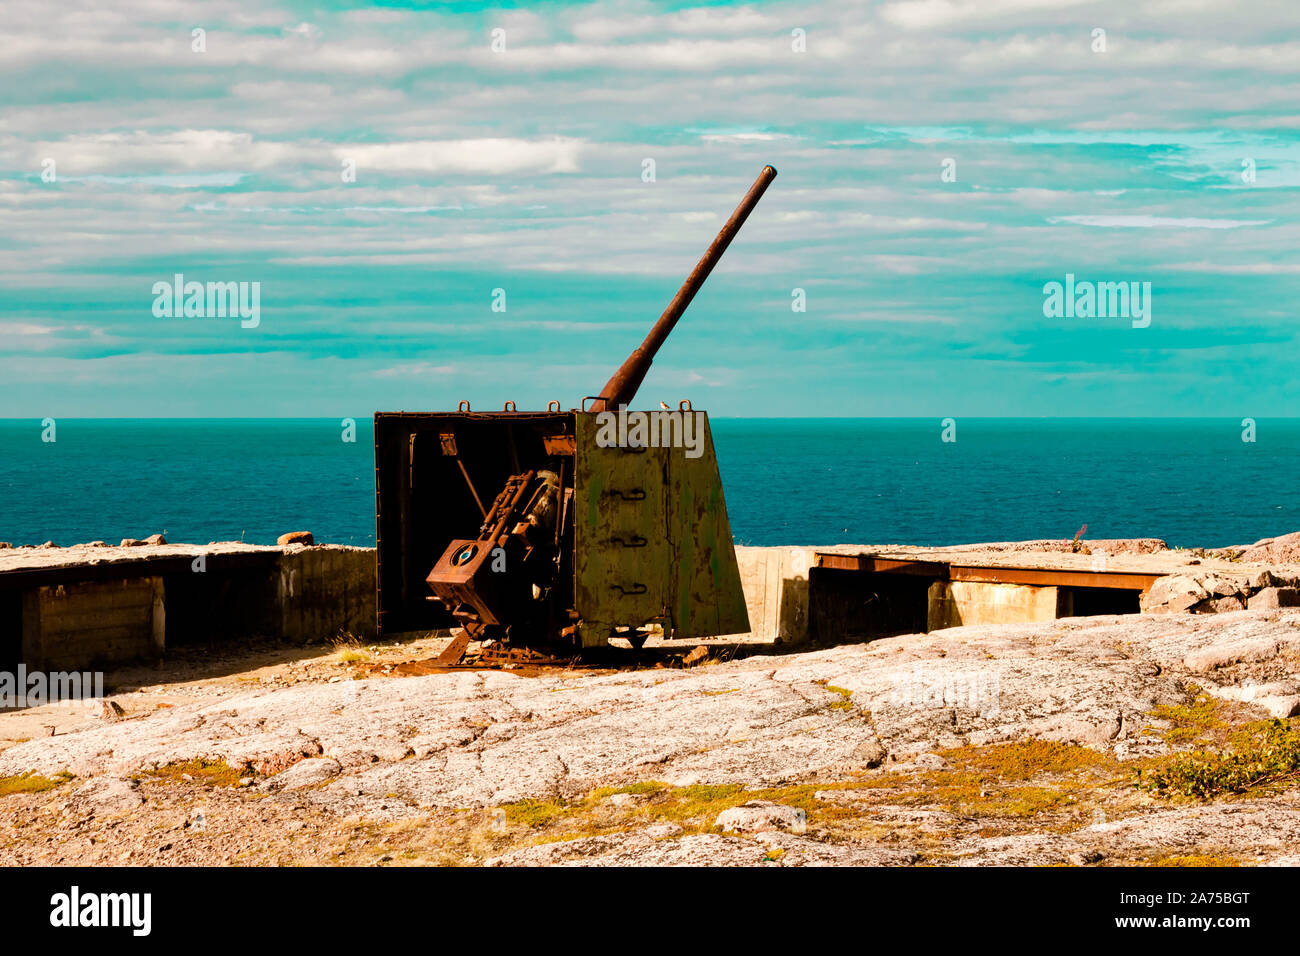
[589,164,778,413]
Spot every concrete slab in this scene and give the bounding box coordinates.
[1,542,376,671]
[744,540,1300,644]
[814,540,1294,580]
[0,541,284,579]
[928,580,1064,630]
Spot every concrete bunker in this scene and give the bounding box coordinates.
[0,545,376,673]
[160,560,281,645]
[807,552,1153,640]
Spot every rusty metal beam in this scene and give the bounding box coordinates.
[815,553,950,576]
[814,551,1160,591]
[948,565,1159,591]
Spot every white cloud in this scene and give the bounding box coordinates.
[5,131,584,177]
[339,138,583,175]
[374,362,457,378]
[880,0,1090,30]
[1048,215,1273,228]
[1164,261,1300,274]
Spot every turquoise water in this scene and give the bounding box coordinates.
[0,418,1295,549]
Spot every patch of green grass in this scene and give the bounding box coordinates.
[501,798,570,828]
[331,632,372,664]
[943,740,1111,780]
[135,758,244,788]
[1150,853,1240,867]
[895,777,1078,818]
[810,680,854,710]
[868,740,1128,821]
[649,784,749,824]
[589,780,860,832]
[1138,719,1300,799]
[589,781,669,800]
[477,738,1146,854]
[1149,692,1227,746]
[826,685,854,710]
[0,771,73,797]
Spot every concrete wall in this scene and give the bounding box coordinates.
[6,544,1114,665]
[927,580,1064,630]
[722,549,1084,644]
[11,546,377,671]
[731,546,817,643]
[278,547,377,643]
[22,576,164,670]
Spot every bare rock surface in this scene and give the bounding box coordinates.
[73,776,144,813]
[1232,531,1300,563]
[1141,570,1300,615]
[7,611,1300,810]
[260,757,342,792]
[488,831,766,867]
[716,800,807,833]
[1142,575,1208,614]
[1067,796,1300,862]
[1249,587,1300,610]
[487,827,919,867]
[5,609,1300,865]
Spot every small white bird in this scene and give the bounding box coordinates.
[659,401,670,410]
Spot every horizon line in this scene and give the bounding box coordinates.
[0,415,1285,421]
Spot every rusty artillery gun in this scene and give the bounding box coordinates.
[374,165,778,650]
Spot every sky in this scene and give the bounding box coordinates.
[2,0,1299,417]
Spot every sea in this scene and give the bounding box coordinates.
[0,418,1295,550]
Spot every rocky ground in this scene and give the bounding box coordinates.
[4,603,1300,866]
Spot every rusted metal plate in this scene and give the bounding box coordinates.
[814,551,1159,592]
[573,412,748,642]
[816,553,950,576]
[664,414,749,639]
[475,643,579,667]
[949,565,1160,591]
[434,630,471,665]
[574,416,671,631]
[543,434,576,456]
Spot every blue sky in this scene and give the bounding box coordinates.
[2,0,1299,416]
